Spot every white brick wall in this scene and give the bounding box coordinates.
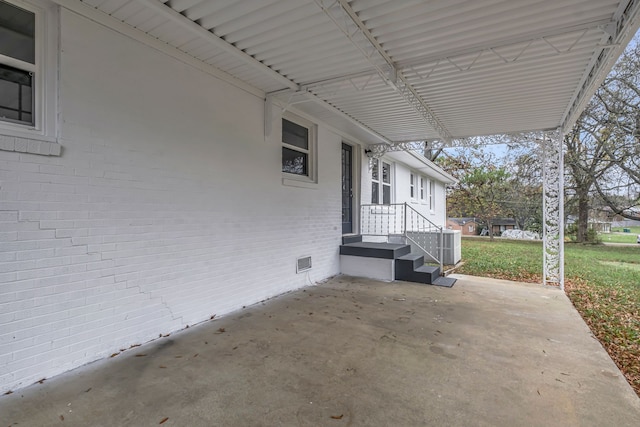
[0,10,343,393]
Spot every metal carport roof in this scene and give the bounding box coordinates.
[56,0,640,145]
[53,0,640,288]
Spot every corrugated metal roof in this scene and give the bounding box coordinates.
[75,0,640,144]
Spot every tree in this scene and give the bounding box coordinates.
[447,163,513,240]
[563,35,640,238]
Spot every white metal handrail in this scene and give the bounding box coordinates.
[360,203,443,270]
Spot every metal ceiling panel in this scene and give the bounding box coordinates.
[75,0,640,144]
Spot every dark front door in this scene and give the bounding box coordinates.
[341,143,353,234]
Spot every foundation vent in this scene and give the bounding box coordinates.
[296,256,312,273]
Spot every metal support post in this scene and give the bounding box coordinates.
[541,129,565,289]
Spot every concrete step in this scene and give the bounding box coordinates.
[340,242,411,259]
[432,276,457,288]
[342,234,363,244]
[410,265,441,284]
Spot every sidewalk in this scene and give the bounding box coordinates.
[1,274,639,426]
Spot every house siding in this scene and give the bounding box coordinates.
[0,10,343,392]
[360,157,448,227]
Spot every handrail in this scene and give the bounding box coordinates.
[359,203,443,270]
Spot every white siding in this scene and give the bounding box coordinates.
[0,10,343,393]
[359,157,448,228]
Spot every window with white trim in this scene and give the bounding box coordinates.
[429,179,436,211]
[419,177,425,202]
[371,159,391,204]
[0,0,58,152]
[0,0,35,126]
[282,113,316,182]
[409,173,415,199]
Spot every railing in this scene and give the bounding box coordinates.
[360,203,443,270]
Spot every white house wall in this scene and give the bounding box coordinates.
[0,9,344,393]
[359,156,448,228]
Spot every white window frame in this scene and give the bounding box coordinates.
[409,173,415,200]
[281,112,317,186]
[429,179,436,212]
[371,158,392,205]
[419,176,426,204]
[0,0,59,155]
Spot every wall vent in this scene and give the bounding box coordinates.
[296,256,312,273]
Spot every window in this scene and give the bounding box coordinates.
[371,159,391,204]
[409,173,415,199]
[0,0,35,126]
[429,179,436,211]
[282,114,316,182]
[0,0,59,155]
[419,177,425,202]
[468,224,474,233]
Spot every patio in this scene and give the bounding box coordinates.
[1,275,638,426]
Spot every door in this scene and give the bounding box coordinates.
[341,143,353,234]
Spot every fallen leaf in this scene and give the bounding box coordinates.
[159,417,169,424]
[216,328,226,334]
[84,388,92,393]
[37,378,46,384]
[330,414,344,419]
[210,315,216,320]
[537,389,541,395]
[110,353,119,358]
[232,346,238,350]
[193,354,198,358]
[60,415,64,421]
[3,390,13,395]
[159,365,167,369]
[135,354,147,357]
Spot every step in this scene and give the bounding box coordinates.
[340,242,411,259]
[342,234,363,245]
[432,276,457,288]
[409,265,441,284]
[395,253,425,281]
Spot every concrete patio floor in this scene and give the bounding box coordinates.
[2,274,639,426]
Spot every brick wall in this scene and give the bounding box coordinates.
[0,10,342,392]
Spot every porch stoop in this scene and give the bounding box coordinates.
[340,236,456,287]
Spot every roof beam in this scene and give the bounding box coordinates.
[314,0,452,142]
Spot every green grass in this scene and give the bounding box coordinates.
[603,231,640,244]
[611,226,640,234]
[458,237,640,396]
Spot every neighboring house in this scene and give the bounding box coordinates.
[491,219,518,236]
[447,218,478,236]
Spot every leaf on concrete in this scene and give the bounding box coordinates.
[330,414,344,419]
[159,417,169,424]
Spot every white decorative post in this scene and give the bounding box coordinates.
[541,129,564,289]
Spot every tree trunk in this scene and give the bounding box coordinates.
[487,220,495,241]
[577,192,590,243]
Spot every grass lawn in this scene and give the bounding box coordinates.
[603,229,640,244]
[458,237,640,396]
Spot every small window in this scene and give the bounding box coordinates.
[0,0,59,151]
[419,177,425,202]
[0,0,36,126]
[409,173,415,199]
[429,180,436,211]
[281,114,316,182]
[371,159,391,204]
